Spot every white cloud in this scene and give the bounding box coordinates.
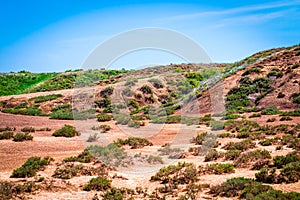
[158,0,300,21]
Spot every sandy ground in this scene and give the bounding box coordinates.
[0,110,299,199]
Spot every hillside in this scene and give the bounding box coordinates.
[0,45,299,199]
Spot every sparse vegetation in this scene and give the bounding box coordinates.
[97,113,113,122]
[29,94,62,103]
[0,132,14,140]
[13,132,33,142]
[83,177,111,191]
[52,124,79,137]
[11,156,53,178]
[114,137,153,149]
[86,144,127,167]
[64,149,95,163]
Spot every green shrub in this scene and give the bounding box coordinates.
[53,164,86,179]
[240,182,273,200]
[210,177,300,199]
[234,149,271,167]
[255,168,277,183]
[261,106,280,115]
[140,85,153,94]
[225,150,241,160]
[249,113,262,118]
[29,94,62,103]
[100,86,114,97]
[191,132,207,145]
[83,177,111,191]
[267,68,283,78]
[21,126,35,132]
[0,132,14,140]
[209,177,254,197]
[211,120,224,130]
[64,149,94,163]
[3,105,47,116]
[97,113,113,122]
[0,181,39,199]
[149,78,164,88]
[114,137,153,149]
[218,132,234,138]
[150,162,197,185]
[259,138,274,146]
[278,161,300,183]
[267,118,276,122]
[0,72,56,96]
[127,99,139,110]
[0,126,15,132]
[185,72,203,81]
[11,156,53,178]
[223,139,256,151]
[205,163,235,174]
[127,120,141,128]
[204,149,220,162]
[273,153,300,168]
[242,67,261,76]
[103,187,124,200]
[280,116,293,121]
[51,103,71,112]
[13,132,33,142]
[95,97,111,109]
[253,190,300,200]
[86,144,127,167]
[52,124,79,137]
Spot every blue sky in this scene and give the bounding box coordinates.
[0,0,300,72]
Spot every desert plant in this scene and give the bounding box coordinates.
[204,149,220,162]
[83,177,111,191]
[100,86,114,97]
[249,113,262,118]
[97,113,113,122]
[280,116,293,121]
[64,149,94,163]
[0,126,15,132]
[52,124,79,137]
[267,118,276,122]
[225,150,241,160]
[11,156,53,178]
[0,132,14,140]
[211,120,224,130]
[114,137,153,149]
[149,78,164,88]
[29,94,62,103]
[261,106,280,115]
[223,139,256,151]
[21,126,35,132]
[86,144,127,167]
[140,85,153,94]
[234,149,271,167]
[273,153,300,168]
[204,163,235,174]
[103,187,124,200]
[13,132,33,142]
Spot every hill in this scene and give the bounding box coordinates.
[0,45,299,200]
